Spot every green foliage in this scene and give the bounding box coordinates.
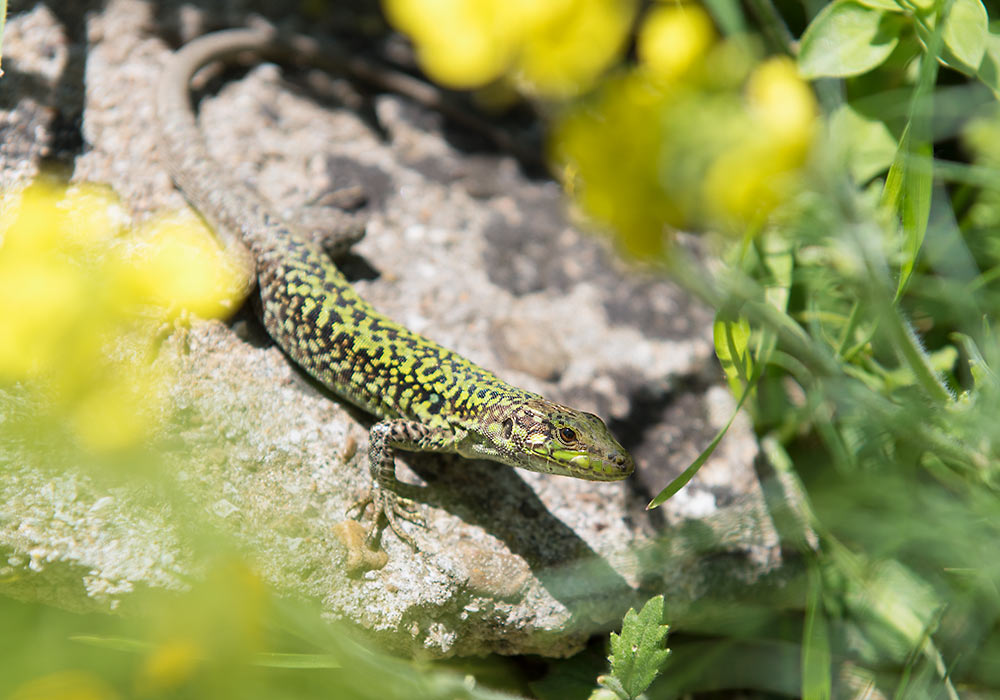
[0,587,522,700]
[829,103,899,182]
[596,595,671,700]
[798,1,905,78]
[941,0,988,70]
[799,0,994,85]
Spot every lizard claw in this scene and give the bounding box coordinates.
[347,486,425,550]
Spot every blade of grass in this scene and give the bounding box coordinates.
[646,373,755,509]
[802,563,831,700]
[881,0,944,299]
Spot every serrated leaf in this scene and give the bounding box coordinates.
[799,1,903,78]
[603,595,671,700]
[829,103,899,182]
[943,0,988,70]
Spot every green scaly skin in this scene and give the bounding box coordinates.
[156,28,634,550]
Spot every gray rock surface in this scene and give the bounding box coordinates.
[0,0,784,658]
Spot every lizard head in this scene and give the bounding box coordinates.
[477,397,634,481]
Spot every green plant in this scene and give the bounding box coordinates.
[595,596,671,700]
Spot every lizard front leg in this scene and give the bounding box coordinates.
[350,419,464,548]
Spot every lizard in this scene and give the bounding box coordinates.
[155,26,635,561]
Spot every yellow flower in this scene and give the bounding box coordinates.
[384,0,635,96]
[384,0,519,88]
[59,183,130,249]
[122,210,246,321]
[136,638,204,694]
[69,361,165,452]
[746,56,817,151]
[553,73,683,257]
[638,3,716,81]
[0,256,86,380]
[0,177,246,454]
[516,0,635,97]
[703,57,817,228]
[555,38,818,247]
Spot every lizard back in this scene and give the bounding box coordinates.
[257,233,539,427]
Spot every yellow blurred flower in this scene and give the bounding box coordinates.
[0,177,245,453]
[638,3,716,80]
[383,0,519,89]
[746,57,817,150]
[122,210,246,320]
[140,560,267,683]
[703,57,817,227]
[59,183,130,249]
[383,0,635,96]
[516,0,635,97]
[69,363,166,453]
[554,29,818,250]
[136,638,204,694]
[0,256,86,380]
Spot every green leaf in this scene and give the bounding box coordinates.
[975,30,1000,95]
[802,566,832,700]
[251,652,341,669]
[70,635,154,653]
[798,1,904,78]
[656,299,778,511]
[855,0,904,10]
[600,595,671,700]
[595,675,629,700]
[943,0,988,70]
[70,636,342,669]
[881,123,933,299]
[714,315,753,395]
[829,104,899,182]
[951,332,998,392]
[647,379,753,509]
[761,233,793,314]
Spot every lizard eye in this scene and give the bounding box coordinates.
[557,427,577,443]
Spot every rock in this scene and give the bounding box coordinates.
[0,0,784,658]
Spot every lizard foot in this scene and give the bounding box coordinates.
[346,487,425,550]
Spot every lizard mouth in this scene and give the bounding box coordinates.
[544,449,634,481]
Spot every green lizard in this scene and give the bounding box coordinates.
[156,27,634,554]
